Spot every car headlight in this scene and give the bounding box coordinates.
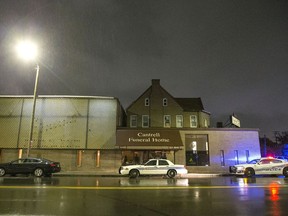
[236,166,245,171]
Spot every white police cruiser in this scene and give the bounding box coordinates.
[230,157,288,177]
[119,159,188,178]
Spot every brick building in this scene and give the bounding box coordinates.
[116,79,260,173]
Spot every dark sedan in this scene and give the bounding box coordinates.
[0,158,61,177]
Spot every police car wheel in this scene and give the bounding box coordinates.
[167,169,177,178]
[283,167,288,177]
[244,168,255,177]
[129,169,140,178]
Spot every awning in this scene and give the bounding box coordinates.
[116,129,183,149]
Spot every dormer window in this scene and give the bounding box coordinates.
[163,98,168,106]
[145,98,150,106]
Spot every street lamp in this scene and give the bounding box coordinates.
[16,40,39,157]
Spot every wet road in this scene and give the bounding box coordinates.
[0,176,288,215]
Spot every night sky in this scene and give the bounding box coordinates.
[0,0,288,139]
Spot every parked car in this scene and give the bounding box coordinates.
[0,158,61,177]
[119,159,188,178]
[229,157,288,177]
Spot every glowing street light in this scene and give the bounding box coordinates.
[16,40,39,157]
[16,40,38,62]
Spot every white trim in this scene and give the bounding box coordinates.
[163,98,168,106]
[142,115,149,128]
[130,115,137,128]
[145,98,150,106]
[163,115,171,128]
[176,115,183,128]
[190,115,197,128]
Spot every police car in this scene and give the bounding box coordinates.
[230,157,288,177]
[119,159,188,178]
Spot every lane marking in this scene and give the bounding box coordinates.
[0,185,288,190]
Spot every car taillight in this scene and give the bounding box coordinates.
[50,163,56,167]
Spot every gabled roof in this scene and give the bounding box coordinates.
[126,79,210,114]
[126,79,175,111]
[175,98,204,112]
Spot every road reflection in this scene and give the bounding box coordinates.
[1,175,288,188]
[230,176,288,186]
[267,182,281,216]
[269,182,280,201]
[0,176,60,186]
[119,178,189,186]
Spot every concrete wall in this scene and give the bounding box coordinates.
[0,96,124,150]
[179,129,260,173]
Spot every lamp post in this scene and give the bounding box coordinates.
[27,64,40,157]
[16,40,39,157]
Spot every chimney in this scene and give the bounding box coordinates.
[152,79,160,86]
[217,122,223,128]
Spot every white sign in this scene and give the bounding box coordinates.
[231,115,241,127]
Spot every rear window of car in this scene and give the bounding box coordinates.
[260,159,271,164]
[159,160,169,166]
[271,159,283,164]
[260,159,283,164]
[24,159,41,163]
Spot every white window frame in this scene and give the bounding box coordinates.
[204,119,208,128]
[163,115,171,128]
[142,115,149,128]
[176,115,183,128]
[190,115,197,128]
[130,115,137,128]
[145,98,150,106]
[163,98,168,106]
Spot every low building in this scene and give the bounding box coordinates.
[0,80,261,174]
[116,79,261,173]
[0,96,125,173]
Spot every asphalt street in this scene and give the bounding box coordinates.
[0,176,287,216]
